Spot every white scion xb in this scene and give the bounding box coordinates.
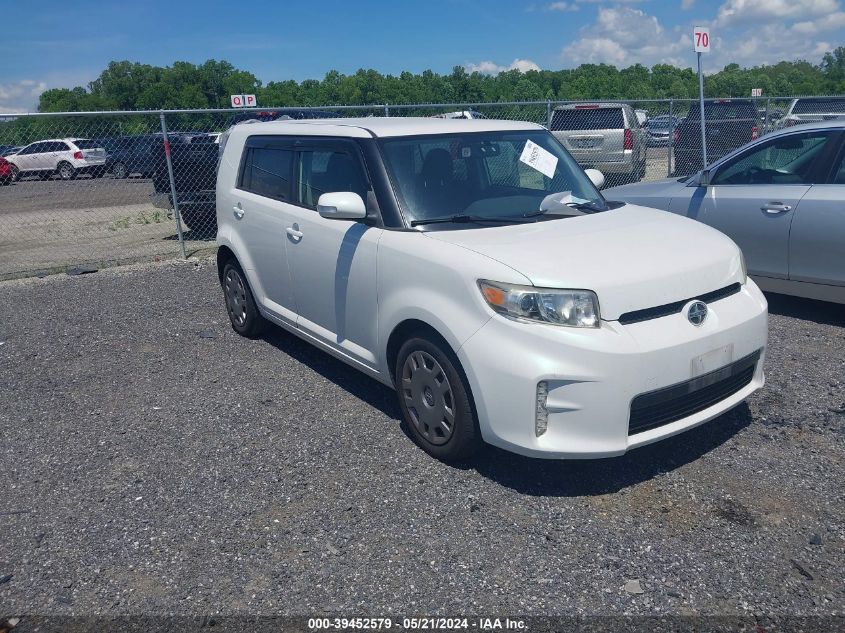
[215,118,767,462]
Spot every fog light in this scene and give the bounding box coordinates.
[535,381,549,436]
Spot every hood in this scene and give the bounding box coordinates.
[603,177,690,200]
[424,205,744,321]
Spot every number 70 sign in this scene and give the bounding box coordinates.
[694,26,710,53]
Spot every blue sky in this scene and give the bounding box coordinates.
[2,0,844,112]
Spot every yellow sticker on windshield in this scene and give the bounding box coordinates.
[519,140,558,179]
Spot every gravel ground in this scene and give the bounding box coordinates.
[0,259,843,621]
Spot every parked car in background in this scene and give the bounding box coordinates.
[775,97,845,129]
[634,109,649,126]
[432,110,488,119]
[151,132,219,234]
[645,115,681,147]
[550,103,647,187]
[215,116,767,462]
[0,145,21,157]
[97,134,165,179]
[5,138,107,181]
[673,99,760,176]
[0,156,14,185]
[230,109,339,124]
[604,120,845,304]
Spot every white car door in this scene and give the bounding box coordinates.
[227,138,298,325]
[670,130,836,280]
[283,139,382,369]
[13,142,42,171]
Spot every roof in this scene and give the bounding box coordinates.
[230,117,543,138]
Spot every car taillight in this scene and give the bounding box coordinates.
[624,128,633,150]
[73,151,83,160]
[751,125,759,140]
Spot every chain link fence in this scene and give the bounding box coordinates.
[0,95,839,279]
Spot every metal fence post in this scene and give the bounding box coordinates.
[159,111,187,259]
[384,103,390,117]
[546,99,552,129]
[668,98,674,177]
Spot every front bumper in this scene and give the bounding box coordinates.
[457,280,768,459]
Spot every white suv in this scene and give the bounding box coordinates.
[6,138,107,181]
[216,118,768,462]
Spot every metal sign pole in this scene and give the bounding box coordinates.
[697,51,707,170]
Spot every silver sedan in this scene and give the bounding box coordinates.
[603,120,845,304]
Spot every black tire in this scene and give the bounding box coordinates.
[9,165,19,182]
[222,261,267,339]
[179,207,217,238]
[395,335,481,462]
[112,162,128,179]
[57,162,76,180]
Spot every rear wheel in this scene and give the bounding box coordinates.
[179,207,217,238]
[57,162,76,180]
[112,162,128,179]
[222,261,267,338]
[395,335,481,462]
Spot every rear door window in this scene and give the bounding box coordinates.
[552,108,624,130]
[793,99,845,114]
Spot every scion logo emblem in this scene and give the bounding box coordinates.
[687,301,708,326]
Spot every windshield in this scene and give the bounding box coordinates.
[379,131,606,226]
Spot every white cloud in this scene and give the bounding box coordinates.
[546,1,578,10]
[715,0,840,26]
[682,0,695,9]
[792,10,845,33]
[0,80,48,114]
[464,58,541,74]
[561,8,688,67]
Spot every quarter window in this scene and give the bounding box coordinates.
[239,146,293,201]
[711,133,832,185]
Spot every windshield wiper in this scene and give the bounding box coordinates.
[410,214,534,227]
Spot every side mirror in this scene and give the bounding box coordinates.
[317,192,367,220]
[585,168,605,190]
[699,168,711,187]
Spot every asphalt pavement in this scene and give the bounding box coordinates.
[0,258,842,621]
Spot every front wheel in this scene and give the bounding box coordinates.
[395,336,481,462]
[9,165,19,182]
[222,261,267,339]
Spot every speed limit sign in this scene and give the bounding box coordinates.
[694,26,710,53]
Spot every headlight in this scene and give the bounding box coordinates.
[478,280,600,328]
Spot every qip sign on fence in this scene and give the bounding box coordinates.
[230,94,257,108]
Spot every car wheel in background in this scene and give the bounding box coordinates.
[112,162,128,179]
[57,162,76,180]
[9,165,19,182]
[222,261,267,339]
[179,207,218,238]
[395,335,481,462]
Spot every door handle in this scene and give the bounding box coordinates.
[761,202,792,214]
[232,203,245,219]
[286,224,303,241]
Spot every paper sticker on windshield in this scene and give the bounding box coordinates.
[519,140,557,179]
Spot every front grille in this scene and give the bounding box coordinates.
[618,282,741,325]
[628,349,760,435]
